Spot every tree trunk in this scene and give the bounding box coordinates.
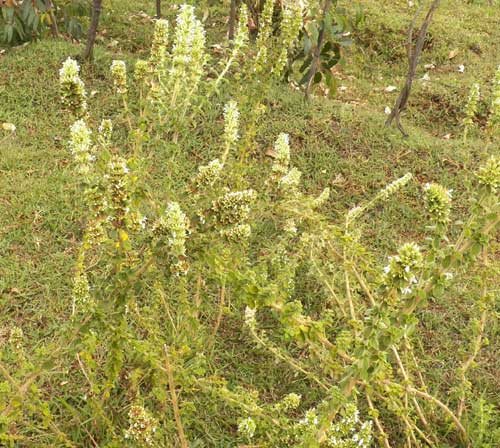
[82,0,103,61]
[228,0,237,40]
[156,0,161,19]
[46,0,59,37]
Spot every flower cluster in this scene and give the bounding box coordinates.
[325,404,373,448]
[107,157,133,229]
[211,189,256,226]
[238,417,256,439]
[124,405,158,446]
[274,1,304,77]
[424,182,452,225]
[254,0,275,73]
[375,173,413,202]
[170,5,207,90]
[134,59,149,84]
[234,4,249,51]
[59,57,87,117]
[294,404,372,447]
[152,202,190,275]
[98,119,113,146]
[111,60,128,95]
[347,173,412,224]
[244,306,257,329]
[476,155,500,193]
[69,119,93,176]
[278,393,302,411]
[193,158,224,189]
[463,83,480,132]
[271,133,291,177]
[150,19,169,70]
[9,326,24,350]
[223,100,240,154]
[383,243,422,296]
[279,166,302,194]
[72,262,91,307]
[312,187,330,208]
[220,223,251,242]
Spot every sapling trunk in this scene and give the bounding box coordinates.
[82,0,103,61]
[305,0,332,100]
[385,0,441,136]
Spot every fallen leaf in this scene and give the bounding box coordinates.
[448,49,459,59]
[2,122,16,132]
[385,85,398,92]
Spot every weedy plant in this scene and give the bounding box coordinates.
[463,65,500,142]
[0,4,499,448]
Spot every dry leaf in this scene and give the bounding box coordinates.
[448,49,459,59]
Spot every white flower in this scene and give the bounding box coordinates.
[421,73,431,81]
[458,64,465,73]
[401,287,412,295]
[384,106,391,115]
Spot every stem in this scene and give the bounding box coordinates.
[394,382,469,443]
[305,0,332,100]
[366,393,392,448]
[208,284,226,350]
[164,346,189,448]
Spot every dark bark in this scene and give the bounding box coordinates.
[156,0,161,19]
[385,0,441,136]
[304,0,332,100]
[228,0,237,40]
[82,0,103,61]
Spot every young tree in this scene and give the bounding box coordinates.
[82,0,103,61]
[385,0,441,136]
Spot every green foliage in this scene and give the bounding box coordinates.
[0,0,87,44]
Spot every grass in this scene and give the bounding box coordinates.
[0,0,498,446]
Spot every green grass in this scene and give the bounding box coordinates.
[0,0,498,446]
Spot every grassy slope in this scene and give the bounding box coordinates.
[0,0,498,445]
